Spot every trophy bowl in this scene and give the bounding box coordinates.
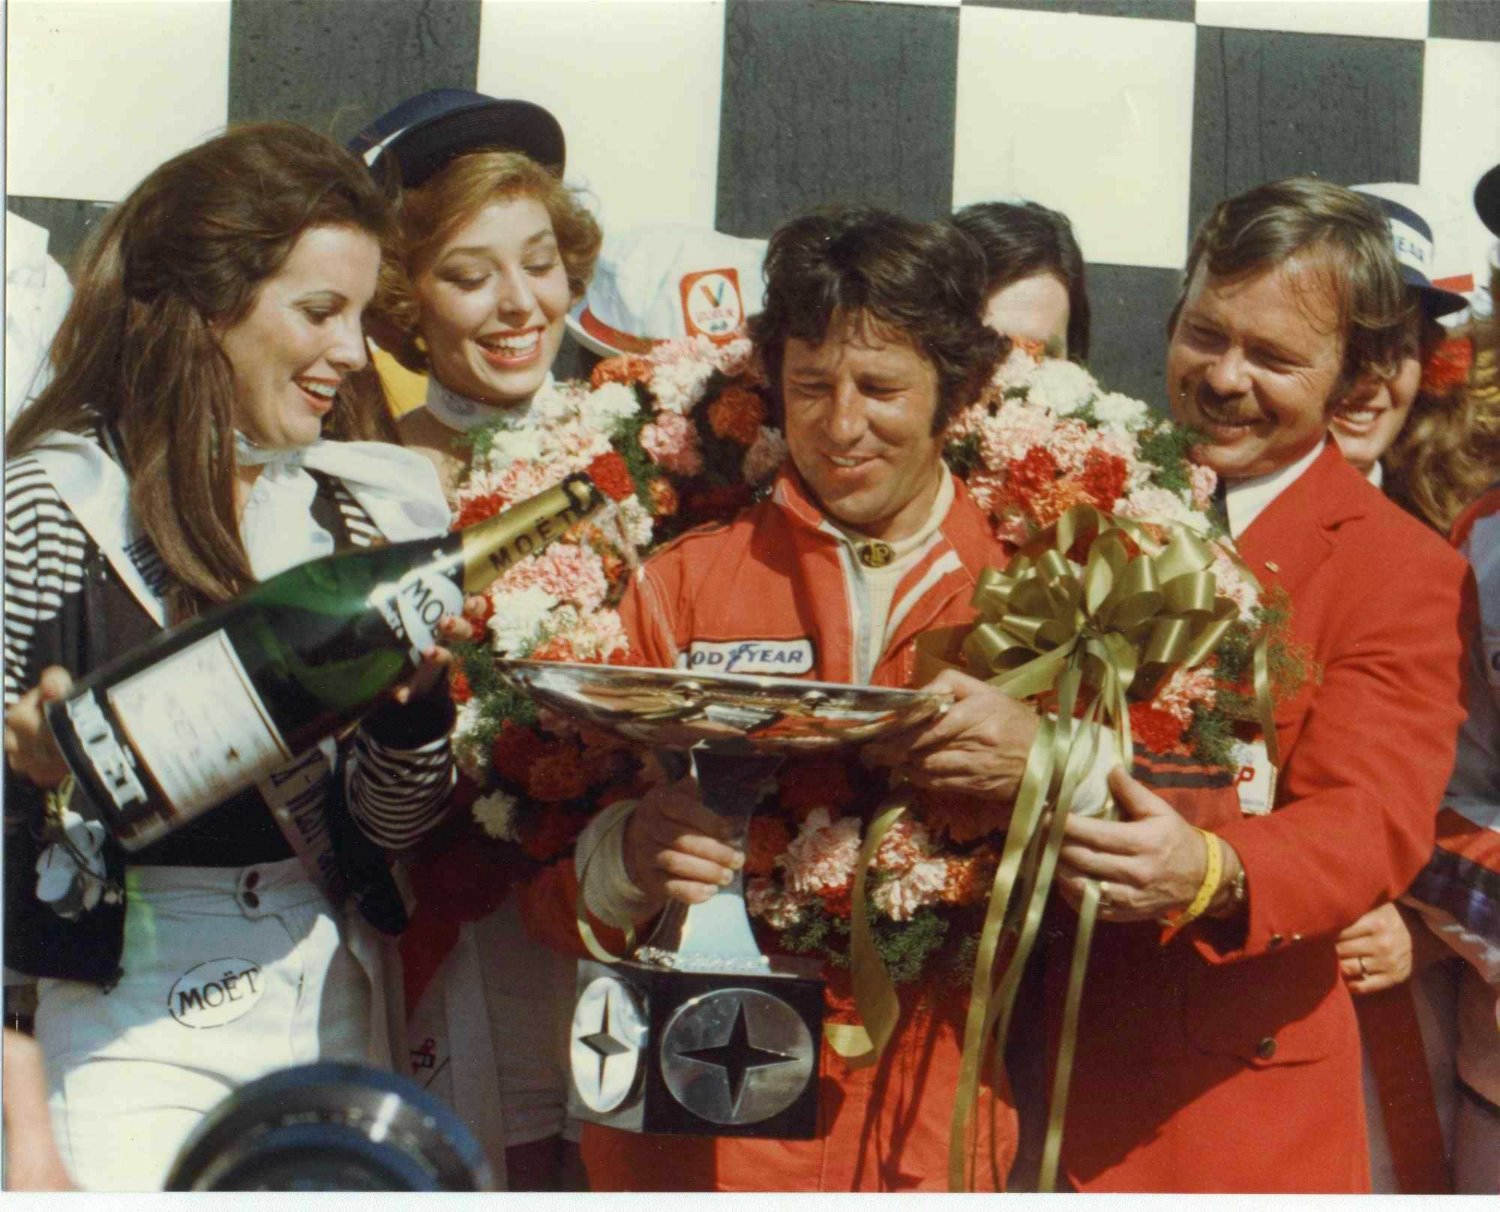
[495,660,951,1140]
[494,660,951,752]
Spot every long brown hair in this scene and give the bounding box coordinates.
[1388,290,1500,531]
[7,122,396,616]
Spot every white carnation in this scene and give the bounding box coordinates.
[1091,391,1151,432]
[473,789,521,841]
[581,381,641,437]
[1117,486,1204,533]
[452,700,490,782]
[526,379,583,424]
[652,359,716,415]
[484,426,545,469]
[616,495,656,549]
[1024,358,1097,416]
[488,585,560,654]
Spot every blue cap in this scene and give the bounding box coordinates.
[349,89,565,190]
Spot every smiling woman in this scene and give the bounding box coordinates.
[365,95,601,499]
[2,122,459,1191]
[355,90,604,1192]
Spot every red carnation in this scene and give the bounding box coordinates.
[1129,701,1187,754]
[707,386,767,446]
[449,668,473,705]
[1007,446,1060,494]
[591,356,653,390]
[520,808,586,863]
[820,884,854,920]
[777,757,855,822]
[455,492,508,530]
[529,635,577,663]
[586,450,638,503]
[490,721,550,785]
[1080,449,1129,509]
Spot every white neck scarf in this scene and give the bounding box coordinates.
[28,429,451,625]
[423,374,555,433]
[234,432,451,578]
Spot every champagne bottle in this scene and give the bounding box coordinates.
[46,473,603,850]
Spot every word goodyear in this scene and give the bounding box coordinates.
[687,638,815,676]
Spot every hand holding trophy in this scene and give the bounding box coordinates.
[498,660,950,1139]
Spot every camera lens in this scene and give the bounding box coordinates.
[165,1062,493,1191]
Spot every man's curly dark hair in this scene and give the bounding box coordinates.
[749,206,1007,433]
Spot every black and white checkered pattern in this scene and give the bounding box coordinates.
[9,0,1499,406]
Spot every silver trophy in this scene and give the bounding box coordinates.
[497,660,949,1140]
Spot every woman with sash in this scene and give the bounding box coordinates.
[2,123,458,1190]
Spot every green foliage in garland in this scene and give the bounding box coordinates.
[775,901,950,985]
[453,639,537,760]
[1135,423,1203,498]
[944,432,984,480]
[1186,701,1235,768]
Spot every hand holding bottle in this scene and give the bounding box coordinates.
[4,666,74,788]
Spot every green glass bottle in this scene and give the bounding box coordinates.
[47,473,603,850]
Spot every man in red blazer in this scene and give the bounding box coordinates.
[1061,178,1471,1190]
[899,178,1472,1191]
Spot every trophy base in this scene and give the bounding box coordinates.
[568,957,823,1139]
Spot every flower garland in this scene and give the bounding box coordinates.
[445,338,1303,1001]
[443,336,783,877]
[739,342,1305,985]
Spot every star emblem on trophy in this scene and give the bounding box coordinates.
[500,660,949,1139]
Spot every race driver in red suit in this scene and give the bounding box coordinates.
[524,206,1059,1191]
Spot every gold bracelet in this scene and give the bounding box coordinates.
[1161,828,1223,941]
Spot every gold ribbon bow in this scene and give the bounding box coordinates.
[822,503,1281,1191]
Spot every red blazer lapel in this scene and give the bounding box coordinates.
[1237,441,1365,600]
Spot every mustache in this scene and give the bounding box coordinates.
[1183,384,1259,425]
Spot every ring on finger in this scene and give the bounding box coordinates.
[1097,880,1112,911]
[1357,956,1370,979]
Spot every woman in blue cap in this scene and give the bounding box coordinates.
[352,89,602,1190]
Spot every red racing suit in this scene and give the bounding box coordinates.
[523,467,1018,1191]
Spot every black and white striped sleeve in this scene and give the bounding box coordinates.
[4,457,89,709]
[343,723,456,850]
[333,480,458,849]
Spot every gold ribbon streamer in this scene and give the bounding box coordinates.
[937,503,1279,1190]
[824,794,909,1065]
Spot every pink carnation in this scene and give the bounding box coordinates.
[1190,462,1219,511]
[1211,550,1259,620]
[870,858,948,921]
[742,426,788,484]
[747,877,808,930]
[1153,664,1219,724]
[712,338,756,378]
[490,460,564,506]
[977,400,1055,470]
[779,808,862,896]
[499,542,610,611]
[872,816,931,870]
[641,411,703,476]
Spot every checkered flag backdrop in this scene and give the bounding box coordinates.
[8,0,1500,405]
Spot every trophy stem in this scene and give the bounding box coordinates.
[634,750,784,973]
